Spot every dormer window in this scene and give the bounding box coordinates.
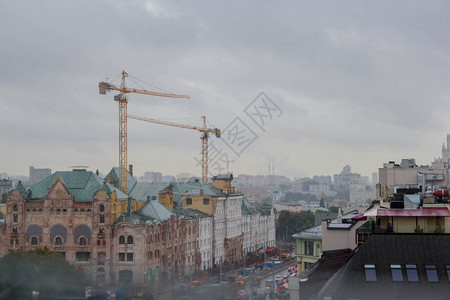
[364,264,377,282]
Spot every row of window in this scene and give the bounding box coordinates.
[119,235,134,245]
[118,252,134,262]
[185,198,209,205]
[364,264,450,283]
[15,204,105,213]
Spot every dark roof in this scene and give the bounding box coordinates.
[298,249,353,299]
[212,173,233,180]
[314,212,338,226]
[317,234,450,300]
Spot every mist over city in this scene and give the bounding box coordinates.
[1,1,450,300]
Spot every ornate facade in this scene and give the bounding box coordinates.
[0,170,276,289]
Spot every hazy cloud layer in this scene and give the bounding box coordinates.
[2,0,450,179]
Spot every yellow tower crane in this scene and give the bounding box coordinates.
[99,70,189,193]
[127,114,221,183]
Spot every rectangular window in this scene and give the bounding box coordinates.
[127,253,134,262]
[119,253,125,262]
[186,198,192,205]
[76,252,90,262]
[304,241,314,256]
[425,265,439,282]
[13,214,18,223]
[406,265,419,282]
[203,198,209,205]
[390,265,403,281]
[364,264,377,282]
[98,253,106,265]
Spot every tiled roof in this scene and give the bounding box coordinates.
[140,200,174,221]
[27,170,128,202]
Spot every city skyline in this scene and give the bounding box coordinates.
[2,1,450,180]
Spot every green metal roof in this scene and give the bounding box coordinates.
[140,200,174,221]
[128,181,205,205]
[241,198,254,215]
[14,181,29,198]
[180,208,212,218]
[27,170,128,202]
[105,167,137,191]
[114,211,154,225]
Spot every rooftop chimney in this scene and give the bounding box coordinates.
[129,164,133,176]
[336,208,343,224]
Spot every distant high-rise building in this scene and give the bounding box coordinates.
[372,172,378,185]
[29,166,51,185]
[334,165,360,187]
[442,134,450,163]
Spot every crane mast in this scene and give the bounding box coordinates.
[99,71,189,193]
[127,114,221,183]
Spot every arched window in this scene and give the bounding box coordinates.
[31,237,38,245]
[55,236,63,245]
[87,209,91,212]
[13,205,18,212]
[100,214,105,224]
[79,237,87,246]
[56,209,61,214]
[63,209,67,213]
[99,204,105,212]
[32,208,37,212]
[80,209,85,213]
[26,209,31,212]
[38,208,43,212]
[127,236,134,244]
[119,235,125,244]
[74,209,79,213]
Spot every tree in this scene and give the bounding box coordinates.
[328,206,339,213]
[276,210,314,242]
[319,198,325,208]
[1,193,7,204]
[0,248,86,299]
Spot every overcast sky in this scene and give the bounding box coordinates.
[2,0,450,180]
